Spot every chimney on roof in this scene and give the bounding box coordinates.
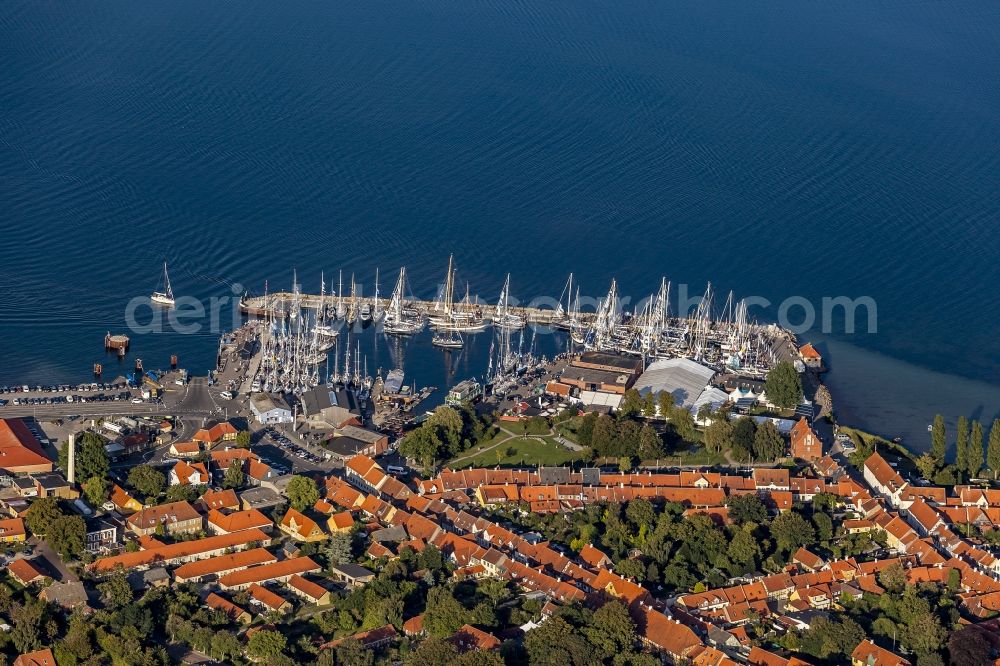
[67,432,76,485]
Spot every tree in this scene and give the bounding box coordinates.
[25,496,63,536]
[48,515,85,559]
[642,392,657,418]
[210,631,242,662]
[82,476,109,507]
[987,419,1000,479]
[77,432,110,482]
[165,484,200,503]
[657,391,675,419]
[731,417,757,461]
[98,571,134,609]
[764,361,802,409]
[813,512,833,542]
[9,598,47,653]
[128,465,165,500]
[727,526,760,567]
[915,453,937,480]
[968,420,984,477]
[590,415,618,457]
[235,430,252,447]
[670,408,695,441]
[286,475,319,512]
[903,611,945,657]
[423,587,468,637]
[704,418,734,455]
[584,601,636,659]
[336,637,375,666]
[949,626,991,666]
[247,629,287,662]
[576,412,598,447]
[222,460,245,489]
[626,499,655,531]
[58,611,94,663]
[771,512,815,552]
[619,389,644,418]
[327,532,353,566]
[399,426,441,471]
[456,652,504,666]
[930,414,946,467]
[753,420,785,461]
[956,416,969,477]
[726,494,767,525]
[524,616,593,666]
[637,425,664,460]
[877,561,906,593]
[405,637,457,666]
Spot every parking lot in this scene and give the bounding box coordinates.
[0,382,137,408]
[254,427,339,474]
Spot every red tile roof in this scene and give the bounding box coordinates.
[205,592,249,621]
[207,508,272,533]
[201,488,239,511]
[90,528,269,572]
[173,547,277,581]
[248,583,288,611]
[0,419,53,472]
[0,517,26,540]
[7,558,48,585]
[850,639,910,666]
[328,512,354,531]
[452,624,500,651]
[218,556,321,588]
[13,649,57,666]
[639,607,702,658]
[280,508,324,539]
[287,574,328,601]
[126,500,201,531]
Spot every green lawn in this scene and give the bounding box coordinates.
[449,436,588,469]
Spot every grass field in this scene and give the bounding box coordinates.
[449,436,588,469]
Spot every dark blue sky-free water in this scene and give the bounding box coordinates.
[1,1,998,450]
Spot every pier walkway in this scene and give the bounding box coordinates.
[241,292,583,325]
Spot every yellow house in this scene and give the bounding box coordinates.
[0,517,26,542]
[110,484,143,513]
[279,508,327,543]
[327,512,355,534]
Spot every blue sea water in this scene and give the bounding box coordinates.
[1,1,998,449]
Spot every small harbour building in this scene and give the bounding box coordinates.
[249,393,293,425]
[301,386,362,431]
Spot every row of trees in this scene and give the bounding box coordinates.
[928,414,1000,480]
[574,413,664,462]
[703,415,786,462]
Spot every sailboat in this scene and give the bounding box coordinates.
[151,262,175,307]
[494,273,525,329]
[314,273,338,339]
[432,329,464,349]
[429,255,488,332]
[384,267,423,335]
[336,270,346,320]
